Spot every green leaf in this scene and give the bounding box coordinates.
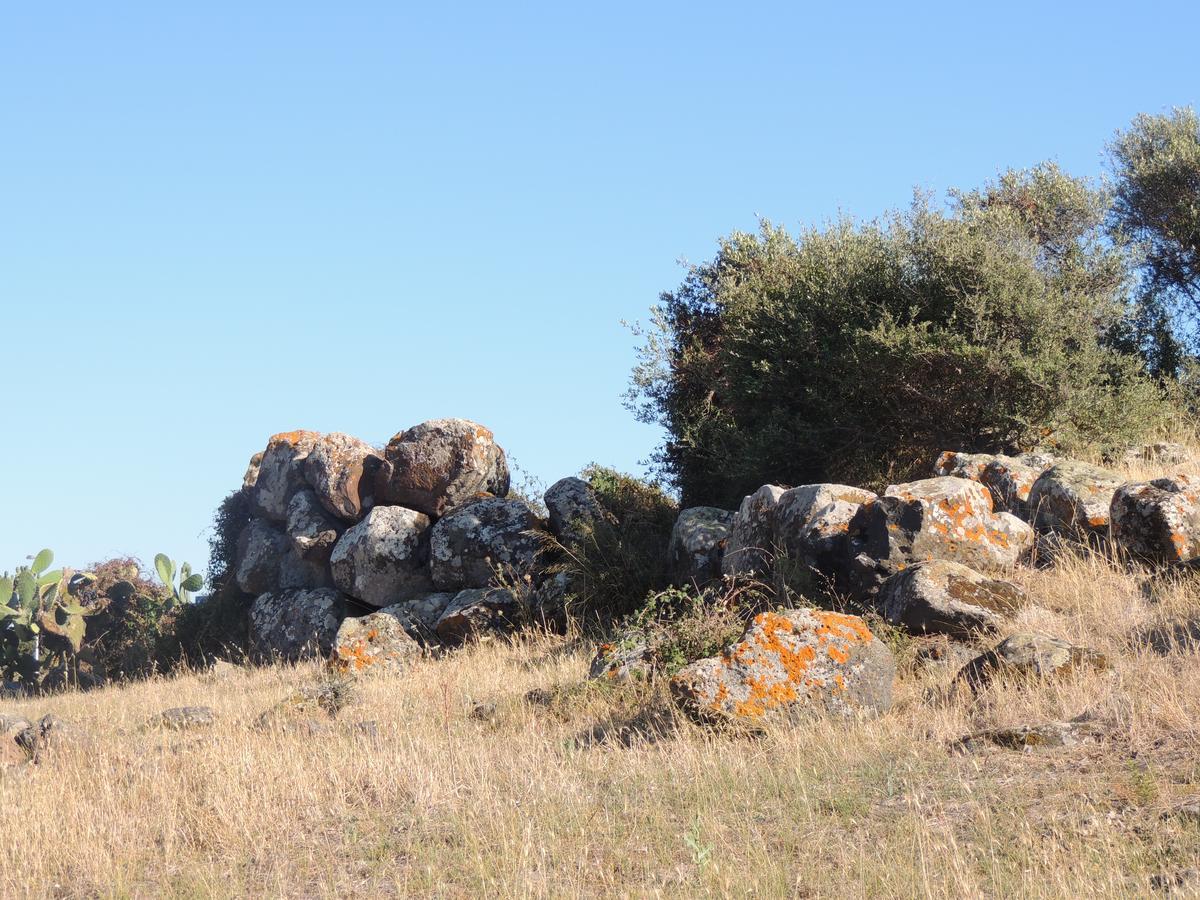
[15,571,36,609]
[30,549,53,575]
[180,574,204,593]
[154,554,174,587]
[0,577,12,605]
[37,569,63,588]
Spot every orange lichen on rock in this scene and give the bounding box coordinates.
[673,609,892,722]
[269,429,321,447]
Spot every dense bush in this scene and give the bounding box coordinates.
[548,465,678,626]
[166,490,253,666]
[77,557,178,681]
[628,163,1172,507]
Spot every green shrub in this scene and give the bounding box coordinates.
[628,163,1172,507]
[78,557,177,681]
[165,490,253,667]
[547,465,678,626]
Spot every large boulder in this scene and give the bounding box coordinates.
[279,548,334,590]
[434,588,524,644]
[248,588,349,662]
[286,489,343,562]
[877,559,1025,639]
[850,477,1033,578]
[978,457,1045,517]
[774,484,877,577]
[1111,476,1200,564]
[428,497,542,591]
[235,518,289,595]
[250,431,322,523]
[670,609,894,724]
[328,611,421,675]
[377,593,457,644]
[668,507,734,585]
[329,506,433,607]
[955,631,1109,690]
[935,451,1053,517]
[304,432,386,522]
[934,451,995,481]
[543,477,606,547]
[377,419,510,518]
[1028,461,1124,536]
[721,485,787,579]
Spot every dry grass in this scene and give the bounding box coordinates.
[4,455,1200,897]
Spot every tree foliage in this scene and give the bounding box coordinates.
[1108,107,1200,367]
[629,163,1170,508]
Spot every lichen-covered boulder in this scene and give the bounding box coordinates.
[850,477,1033,576]
[588,631,653,683]
[721,485,787,578]
[377,593,457,644]
[934,451,996,481]
[955,631,1109,690]
[1028,461,1124,536]
[250,430,321,523]
[329,506,433,607]
[248,588,349,662]
[428,497,541,591]
[328,611,421,675]
[1124,441,1194,466]
[377,419,510,518]
[235,518,289,595]
[775,484,877,576]
[434,588,524,644]
[668,507,735,585]
[1111,476,1200,564]
[304,432,385,522]
[878,559,1025,639]
[543,477,606,546]
[979,457,1045,516]
[670,609,895,724]
[279,548,333,590]
[286,489,344,562]
[529,571,572,632]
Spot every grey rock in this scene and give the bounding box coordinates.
[544,477,606,546]
[1110,475,1200,564]
[329,611,421,675]
[588,632,654,683]
[721,485,787,578]
[329,506,433,607]
[668,507,734,585]
[878,559,1025,639]
[286,489,344,562]
[434,588,524,644]
[848,477,1033,581]
[250,431,321,523]
[774,484,877,578]
[1028,460,1124,536]
[429,497,542,591]
[377,418,510,518]
[248,588,350,663]
[235,518,289,595]
[147,706,218,731]
[304,432,386,522]
[955,631,1109,691]
[670,608,895,724]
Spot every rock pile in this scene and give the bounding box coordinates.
[232,419,591,665]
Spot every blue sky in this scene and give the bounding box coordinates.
[2,1,1198,575]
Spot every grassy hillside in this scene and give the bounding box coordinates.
[3,529,1200,897]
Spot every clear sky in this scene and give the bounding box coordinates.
[2,1,1198,575]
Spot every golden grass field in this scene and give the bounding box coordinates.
[4,457,1200,898]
